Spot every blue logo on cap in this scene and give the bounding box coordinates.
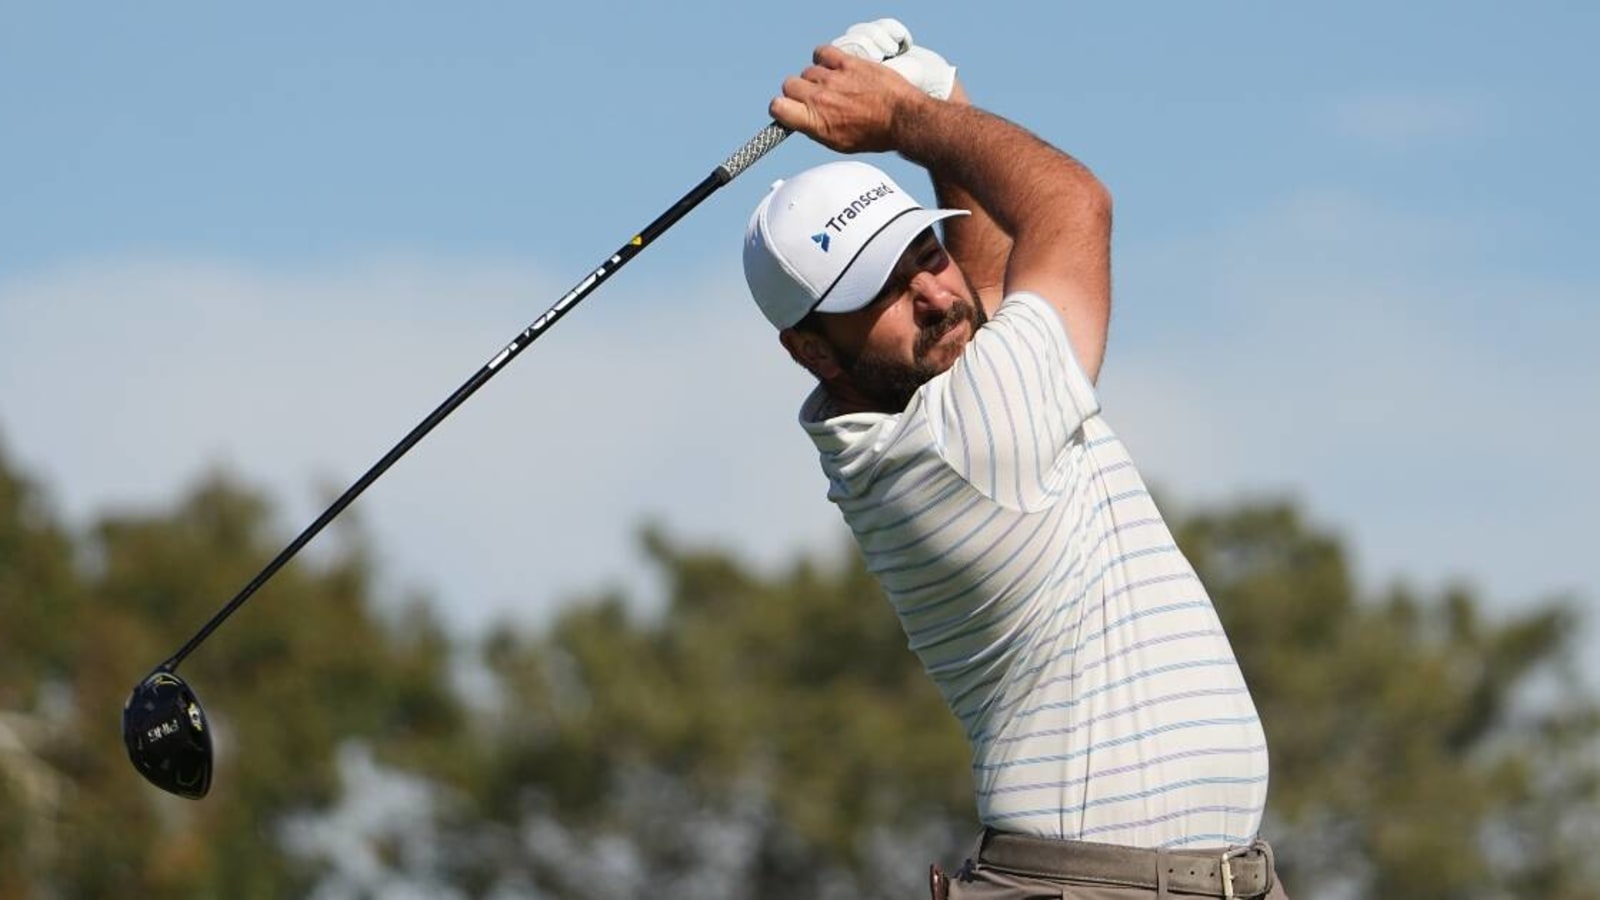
[811,232,830,252]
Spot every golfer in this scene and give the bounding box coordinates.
[743,21,1288,899]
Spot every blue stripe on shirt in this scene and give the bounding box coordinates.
[983,660,1244,732]
[982,682,1243,749]
[972,715,1262,772]
[985,777,1267,824]
[977,744,1269,797]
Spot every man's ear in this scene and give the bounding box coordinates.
[779,327,843,380]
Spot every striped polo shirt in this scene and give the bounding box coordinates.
[800,291,1268,847]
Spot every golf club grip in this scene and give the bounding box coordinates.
[719,123,792,180]
[161,120,791,670]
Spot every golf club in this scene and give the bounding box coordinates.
[122,119,794,799]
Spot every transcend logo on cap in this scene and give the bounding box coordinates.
[743,160,967,330]
[822,182,896,233]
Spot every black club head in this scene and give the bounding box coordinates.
[122,669,213,799]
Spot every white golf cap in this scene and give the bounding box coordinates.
[743,160,969,330]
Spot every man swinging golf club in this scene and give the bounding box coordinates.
[745,20,1288,899]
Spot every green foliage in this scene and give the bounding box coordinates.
[1176,500,1600,898]
[0,437,468,898]
[466,527,972,896]
[0,441,81,708]
[0,430,1596,899]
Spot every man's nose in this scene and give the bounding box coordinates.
[909,271,955,320]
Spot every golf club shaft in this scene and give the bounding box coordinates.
[162,122,793,671]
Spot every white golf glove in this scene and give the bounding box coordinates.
[830,18,957,101]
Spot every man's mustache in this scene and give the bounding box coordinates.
[914,299,980,357]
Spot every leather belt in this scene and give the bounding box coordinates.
[977,829,1274,898]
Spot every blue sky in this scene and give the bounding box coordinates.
[2,3,1596,647]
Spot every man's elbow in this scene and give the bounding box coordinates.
[1077,172,1112,236]
[1034,167,1111,242]
[1032,173,1111,258]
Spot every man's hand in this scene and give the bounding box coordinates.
[830,18,958,100]
[771,45,928,154]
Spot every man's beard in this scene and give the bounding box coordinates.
[838,292,989,412]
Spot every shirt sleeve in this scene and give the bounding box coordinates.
[918,292,1101,512]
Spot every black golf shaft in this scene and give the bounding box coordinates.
[159,122,793,672]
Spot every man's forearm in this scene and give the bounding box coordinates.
[924,81,1013,312]
[891,91,1112,378]
[892,95,1106,263]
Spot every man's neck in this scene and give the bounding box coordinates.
[817,380,895,417]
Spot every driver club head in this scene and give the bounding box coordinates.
[122,669,213,799]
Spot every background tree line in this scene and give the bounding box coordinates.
[1,431,1597,899]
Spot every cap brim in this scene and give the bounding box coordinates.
[811,207,971,316]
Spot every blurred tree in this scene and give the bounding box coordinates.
[0,439,79,895]
[462,506,1600,900]
[1177,501,1600,899]
[2,429,1596,899]
[0,434,470,898]
[0,437,81,709]
[460,525,973,898]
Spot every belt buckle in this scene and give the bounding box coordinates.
[1220,846,1250,899]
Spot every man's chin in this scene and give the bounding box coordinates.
[844,320,978,412]
[923,321,973,371]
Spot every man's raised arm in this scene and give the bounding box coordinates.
[772,44,1112,382]
[928,80,1014,318]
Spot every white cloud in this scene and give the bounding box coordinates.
[0,255,845,634]
[1326,92,1492,152]
[2,206,1593,650]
